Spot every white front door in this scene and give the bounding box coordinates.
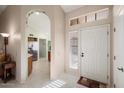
[113,6,124,87]
[80,25,109,84]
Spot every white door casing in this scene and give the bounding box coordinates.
[80,25,110,84]
[113,6,124,88]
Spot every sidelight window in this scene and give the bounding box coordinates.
[69,31,78,69]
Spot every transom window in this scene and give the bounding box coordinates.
[69,8,109,26]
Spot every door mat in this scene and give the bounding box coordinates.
[77,76,106,88]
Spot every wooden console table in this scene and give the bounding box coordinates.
[2,62,16,83]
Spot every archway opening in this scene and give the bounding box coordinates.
[26,10,51,83]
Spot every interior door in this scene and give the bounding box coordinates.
[39,39,46,58]
[113,6,124,88]
[80,25,109,84]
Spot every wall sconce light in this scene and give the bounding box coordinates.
[0,33,9,61]
[0,33,9,37]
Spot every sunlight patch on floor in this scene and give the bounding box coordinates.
[42,80,66,88]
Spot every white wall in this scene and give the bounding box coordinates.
[0,6,22,82]
[113,5,124,87]
[51,6,65,79]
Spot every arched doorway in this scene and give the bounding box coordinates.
[25,10,51,84]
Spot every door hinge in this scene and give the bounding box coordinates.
[107,31,109,35]
[114,27,116,32]
[107,53,109,57]
[114,56,116,60]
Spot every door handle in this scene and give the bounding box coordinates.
[117,67,124,72]
[81,53,84,57]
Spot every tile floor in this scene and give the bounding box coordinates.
[0,59,86,88]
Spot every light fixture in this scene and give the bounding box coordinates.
[0,33,9,61]
[0,33,9,37]
[35,11,40,15]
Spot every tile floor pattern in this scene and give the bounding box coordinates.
[0,59,86,88]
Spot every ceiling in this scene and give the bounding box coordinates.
[61,5,85,13]
[0,5,7,15]
[0,5,84,14]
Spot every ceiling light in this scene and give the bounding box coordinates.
[35,12,40,15]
